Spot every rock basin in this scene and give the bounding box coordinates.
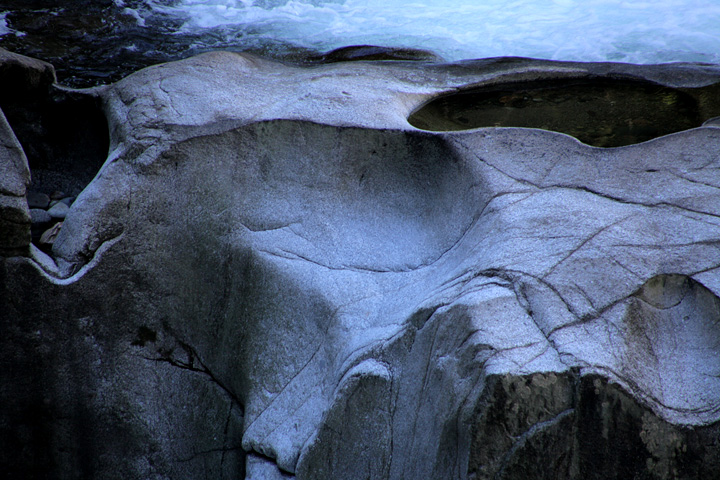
[2,50,720,480]
[409,70,720,147]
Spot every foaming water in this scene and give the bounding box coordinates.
[1,0,719,86]
[0,12,14,37]
[144,0,720,63]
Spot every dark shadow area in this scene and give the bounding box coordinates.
[409,78,720,147]
[0,89,109,197]
[469,372,720,480]
[0,58,110,253]
[0,263,175,480]
[306,45,442,64]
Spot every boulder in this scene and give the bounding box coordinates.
[46,201,69,219]
[29,208,51,225]
[2,51,720,479]
[0,48,56,95]
[39,222,63,246]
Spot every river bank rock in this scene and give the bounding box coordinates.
[0,97,31,256]
[2,49,720,480]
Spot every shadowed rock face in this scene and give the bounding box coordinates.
[470,370,720,480]
[2,50,720,480]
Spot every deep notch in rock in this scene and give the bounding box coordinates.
[0,49,111,255]
[0,89,110,197]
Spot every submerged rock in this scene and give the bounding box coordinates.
[1,50,720,480]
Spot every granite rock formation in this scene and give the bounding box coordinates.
[2,49,720,479]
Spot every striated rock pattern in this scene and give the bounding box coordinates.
[2,49,720,479]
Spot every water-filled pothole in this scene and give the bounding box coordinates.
[408,78,720,147]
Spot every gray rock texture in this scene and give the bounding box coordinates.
[2,50,720,479]
[0,106,31,256]
[46,201,69,219]
[29,208,51,225]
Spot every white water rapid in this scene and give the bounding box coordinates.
[141,0,720,63]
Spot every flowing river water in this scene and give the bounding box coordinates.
[1,0,720,86]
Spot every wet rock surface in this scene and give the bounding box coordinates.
[2,50,720,480]
[307,44,443,64]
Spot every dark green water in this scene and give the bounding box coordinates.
[408,78,720,147]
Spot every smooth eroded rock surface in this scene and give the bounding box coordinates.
[1,50,720,479]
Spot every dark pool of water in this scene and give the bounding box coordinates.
[408,78,720,147]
